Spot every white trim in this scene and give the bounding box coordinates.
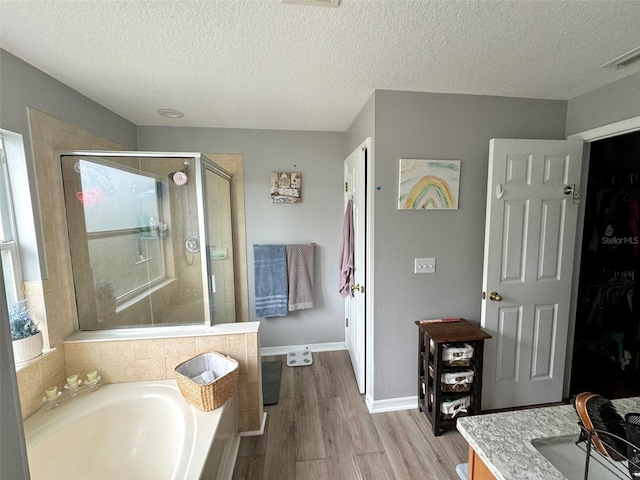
[260,342,345,357]
[240,412,268,437]
[343,137,372,396]
[0,130,25,303]
[367,395,418,414]
[363,137,375,405]
[563,115,640,398]
[364,392,375,413]
[567,115,640,142]
[57,150,207,159]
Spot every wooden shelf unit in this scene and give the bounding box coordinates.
[416,318,491,436]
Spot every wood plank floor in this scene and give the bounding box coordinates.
[233,350,468,480]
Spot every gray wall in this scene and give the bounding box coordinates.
[138,127,346,348]
[365,90,568,400]
[346,93,375,154]
[5,46,639,409]
[0,52,137,473]
[566,71,640,136]
[0,49,137,279]
[0,268,29,479]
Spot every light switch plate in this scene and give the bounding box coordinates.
[415,257,436,274]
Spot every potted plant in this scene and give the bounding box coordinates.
[9,301,43,364]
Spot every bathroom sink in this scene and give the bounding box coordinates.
[531,434,629,480]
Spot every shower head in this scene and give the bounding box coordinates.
[168,161,191,186]
[170,171,189,186]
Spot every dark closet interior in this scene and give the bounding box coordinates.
[570,130,640,399]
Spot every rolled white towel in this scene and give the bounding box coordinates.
[192,370,216,385]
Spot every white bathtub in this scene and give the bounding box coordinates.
[23,379,239,480]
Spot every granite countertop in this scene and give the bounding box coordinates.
[457,397,640,480]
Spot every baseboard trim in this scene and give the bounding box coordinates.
[261,342,346,356]
[240,412,268,437]
[367,395,418,414]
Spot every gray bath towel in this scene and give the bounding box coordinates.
[286,244,315,311]
[254,245,288,317]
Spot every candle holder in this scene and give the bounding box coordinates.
[42,386,61,410]
[40,372,103,412]
[85,373,102,392]
[64,377,82,397]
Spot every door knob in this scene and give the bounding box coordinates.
[351,284,364,293]
[488,291,503,302]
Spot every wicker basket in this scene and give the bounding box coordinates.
[440,370,474,392]
[441,343,474,366]
[174,352,239,411]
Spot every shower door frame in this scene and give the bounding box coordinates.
[59,150,228,329]
[199,157,236,324]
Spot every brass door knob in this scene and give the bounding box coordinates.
[488,291,503,302]
[351,284,364,293]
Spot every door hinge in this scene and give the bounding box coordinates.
[345,182,349,192]
[345,317,349,327]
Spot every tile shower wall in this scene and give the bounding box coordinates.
[16,108,126,419]
[15,111,259,431]
[64,331,263,432]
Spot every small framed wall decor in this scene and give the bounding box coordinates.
[271,172,301,203]
[398,159,460,210]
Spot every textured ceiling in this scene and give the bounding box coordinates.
[1,0,639,132]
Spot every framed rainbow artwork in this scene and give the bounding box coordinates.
[398,159,460,210]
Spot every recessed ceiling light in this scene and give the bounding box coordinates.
[600,46,640,70]
[282,0,340,7]
[157,108,184,119]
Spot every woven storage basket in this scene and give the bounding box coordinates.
[174,352,239,411]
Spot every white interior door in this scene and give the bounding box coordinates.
[344,143,366,394]
[481,138,584,410]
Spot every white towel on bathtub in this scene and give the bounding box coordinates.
[192,370,216,385]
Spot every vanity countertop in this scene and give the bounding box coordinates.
[456,396,640,480]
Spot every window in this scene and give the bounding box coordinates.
[0,134,24,308]
[77,158,166,303]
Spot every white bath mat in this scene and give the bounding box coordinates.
[287,350,313,367]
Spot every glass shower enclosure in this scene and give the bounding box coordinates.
[60,152,236,330]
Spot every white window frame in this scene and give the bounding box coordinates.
[0,135,24,307]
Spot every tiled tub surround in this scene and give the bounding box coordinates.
[61,323,263,433]
[457,396,640,480]
[16,109,128,420]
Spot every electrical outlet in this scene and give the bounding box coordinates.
[415,257,436,274]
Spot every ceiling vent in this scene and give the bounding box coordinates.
[282,0,340,7]
[600,46,640,70]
